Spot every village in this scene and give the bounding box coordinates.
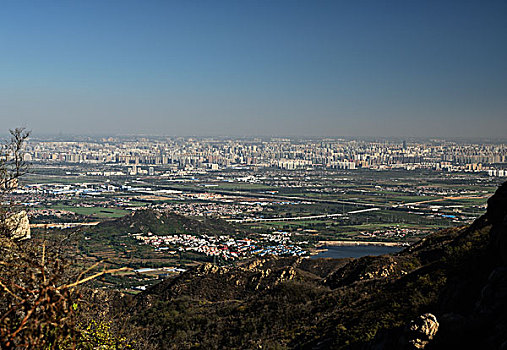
[132,231,307,261]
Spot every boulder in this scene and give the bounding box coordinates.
[4,210,31,240]
[406,313,439,349]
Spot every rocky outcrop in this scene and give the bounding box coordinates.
[3,210,30,240]
[324,255,402,288]
[405,313,439,349]
[486,182,507,225]
[487,182,507,266]
[195,262,228,276]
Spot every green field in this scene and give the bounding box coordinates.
[202,182,276,191]
[50,205,130,218]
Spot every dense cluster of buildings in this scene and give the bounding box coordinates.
[358,227,429,239]
[132,232,306,260]
[18,183,117,196]
[23,137,507,175]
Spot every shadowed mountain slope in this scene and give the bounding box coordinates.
[125,182,507,349]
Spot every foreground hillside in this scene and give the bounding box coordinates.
[4,183,506,349]
[120,182,507,349]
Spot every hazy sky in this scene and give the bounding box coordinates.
[1,1,506,137]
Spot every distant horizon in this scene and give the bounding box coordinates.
[10,132,507,144]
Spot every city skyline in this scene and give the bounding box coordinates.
[22,135,507,174]
[1,1,506,137]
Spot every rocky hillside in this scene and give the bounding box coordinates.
[124,181,507,349]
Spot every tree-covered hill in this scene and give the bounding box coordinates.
[88,208,246,236]
[76,208,248,269]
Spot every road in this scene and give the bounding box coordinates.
[138,181,386,208]
[229,208,380,223]
[30,222,100,229]
[395,195,489,207]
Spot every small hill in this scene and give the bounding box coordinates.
[126,182,507,349]
[90,208,245,236]
[76,209,247,268]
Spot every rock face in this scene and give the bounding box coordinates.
[195,262,228,276]
[141,256,310,304]
[4,210,30,240]
[486,182,507,225]
[406,313,439,349]
[487,182,507,266]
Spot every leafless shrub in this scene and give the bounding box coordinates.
[0,128,30,240]
[0,237,129,349]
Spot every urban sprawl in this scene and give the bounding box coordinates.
[24,137,507,175]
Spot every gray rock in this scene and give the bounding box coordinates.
[4,210,31,240]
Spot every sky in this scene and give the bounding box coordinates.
[1,0,506,138]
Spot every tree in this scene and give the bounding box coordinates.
[0,128,31,240]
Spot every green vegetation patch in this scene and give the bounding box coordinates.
[50,205,130,218]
